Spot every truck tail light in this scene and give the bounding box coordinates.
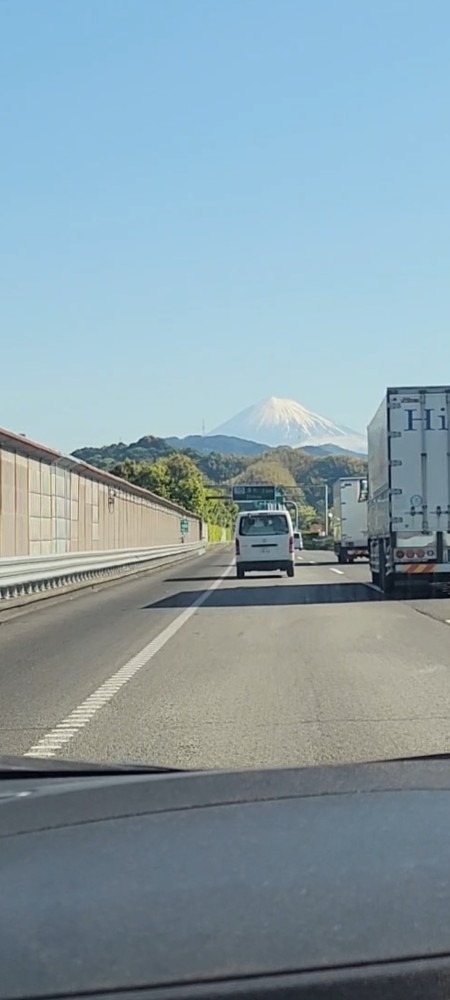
[235,538,240,556]
[289,536,294,553]
[397,548,434,561]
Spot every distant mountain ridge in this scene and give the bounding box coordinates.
[169,435,363,458]
[300,443,365,458]
[166,434,267,456]
[73,433,364,468]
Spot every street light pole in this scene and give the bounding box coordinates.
[276,482,330,535]
[286,500,298,529]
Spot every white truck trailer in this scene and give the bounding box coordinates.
[333,477,369,564]
[367,386,450,594]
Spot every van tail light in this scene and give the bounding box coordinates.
[289,536,294,553]
[235,538,240,556]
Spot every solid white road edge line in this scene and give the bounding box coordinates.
[24,563,234,759]
[329,568,344,575]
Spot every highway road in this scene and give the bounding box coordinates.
[1,547,450,770]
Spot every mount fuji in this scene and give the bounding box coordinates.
[210,397,367,453]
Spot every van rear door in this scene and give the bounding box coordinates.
[238,512,291,562]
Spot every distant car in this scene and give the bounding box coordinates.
[293,531,303,551]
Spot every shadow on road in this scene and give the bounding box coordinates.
[143,581,382,609]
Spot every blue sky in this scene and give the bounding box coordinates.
[1,0,450,451]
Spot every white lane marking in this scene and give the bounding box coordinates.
[24,564,233,759]
[446,619,450,625]
[308,560,316,564]
[329,567,344,575]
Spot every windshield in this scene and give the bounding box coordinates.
[240,515,289,536]
[1,1,450,778]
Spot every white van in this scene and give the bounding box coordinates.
[235,509,295,578]
[293,530,303,551]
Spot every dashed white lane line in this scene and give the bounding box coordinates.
[329,567,344,575]
[24,564,233,759]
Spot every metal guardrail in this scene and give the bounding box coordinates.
[0,542,205,601]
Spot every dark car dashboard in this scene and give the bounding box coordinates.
[2,755,450,1000]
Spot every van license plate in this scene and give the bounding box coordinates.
[259,547,271,553]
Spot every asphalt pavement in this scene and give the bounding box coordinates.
[1,547,450,770]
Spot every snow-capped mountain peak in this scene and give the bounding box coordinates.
[210,397,366,452]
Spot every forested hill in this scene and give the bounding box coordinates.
[73,436,367,520]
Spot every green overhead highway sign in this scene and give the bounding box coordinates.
[231,484,285,507]
[232,484,276,503]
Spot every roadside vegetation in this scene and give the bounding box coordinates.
[74,436,367,530]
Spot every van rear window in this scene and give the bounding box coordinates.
[239,514,289,536]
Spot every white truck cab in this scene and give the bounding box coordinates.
[333,477,369,564]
